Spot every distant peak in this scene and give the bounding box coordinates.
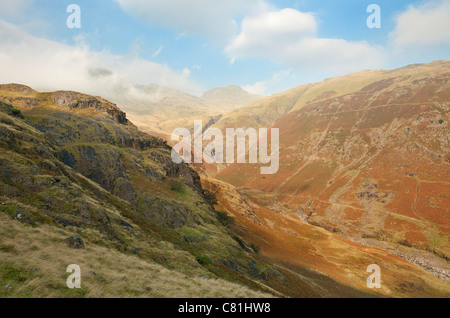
[224,85,244,90]
[202,85,255,98]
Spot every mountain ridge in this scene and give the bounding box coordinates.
[216,60,450,283]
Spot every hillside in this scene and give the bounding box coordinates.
[201,176,450,297]
[0,85,396,298]
[213,61,450,133]
[0,88,278,297]
[211,83,313,133]
[1,60,449,297]
[216,61,450,286]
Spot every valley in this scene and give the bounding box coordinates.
[0,60,449,298]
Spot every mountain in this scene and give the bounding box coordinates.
[115,84,262,136]
[210,83,313,133]
[0,83,395,298]
[1,61,449,298]
[202,85,262,111]
[110,83,212,136]
[216,61,450,286]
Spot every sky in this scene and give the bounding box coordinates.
[0,0,449,100]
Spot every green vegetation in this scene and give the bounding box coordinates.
[0,245,15,253]
[195,255,213,266]
[0,263,34,283]
[202,189,218,205]
[216,211,231,227]
[169,177,184,192]
[250,244,260,255]
[0,263,37,297]
[11,108,23,118]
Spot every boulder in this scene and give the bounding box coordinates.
[63,234,85,249]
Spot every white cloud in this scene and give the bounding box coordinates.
[243,81,267,96]
[152,46,163,58]
[182,68,191,77]
[230,8,317,50]
[0,20,203,102]
[115,0,268,43]
[0,0,33,15]
[391,0,450,48]
[226,8,385,73]
[243,70,293,96]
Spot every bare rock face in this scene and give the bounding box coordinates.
[52,91,98,109]
[51,91,129,125]
[63,234,85,249]
[165,160,202,191]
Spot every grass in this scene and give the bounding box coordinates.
[0,213,272,298]
[347,169,360,177]
[181,227,206,240]
[169,177,185,194]
[0,263,37,297]
[0,245,16,253]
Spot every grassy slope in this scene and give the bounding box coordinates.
[0,213,270,298]
[0,99,276,298]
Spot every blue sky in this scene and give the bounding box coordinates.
[0,0,449,98]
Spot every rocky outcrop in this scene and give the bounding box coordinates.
[52,91,130,125]
[141,197,202,229]
[165,160,202,191]
[63,234,85,249]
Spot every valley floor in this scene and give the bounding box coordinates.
[201,177,450,298]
